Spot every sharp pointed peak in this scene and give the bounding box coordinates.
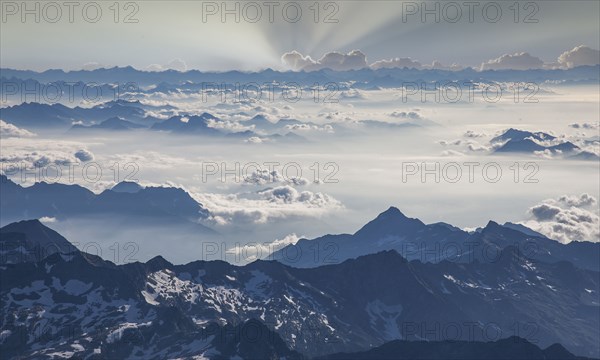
[379,206,406,217]
[483,220,501,229]
[478,220,513,236]
[354,206,424,238]
[146,255,173,270]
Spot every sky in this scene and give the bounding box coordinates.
[1,0,599,71]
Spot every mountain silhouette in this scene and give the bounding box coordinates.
[1,221,597,358]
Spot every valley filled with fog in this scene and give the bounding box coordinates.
[2,71,598,264]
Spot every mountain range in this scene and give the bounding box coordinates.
[0,216,598,358]
[2,65,599,87]
[0,101,158,130]
[270,206,600,271]
[70,117,148,132]
[1,100,429,139]
[491,128,598,160]
[0,175,213,235]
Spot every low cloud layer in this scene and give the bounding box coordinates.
[74,149,95,162]
[389,111,423,120]
[569,122,599,130]
[283,50,462,72]
[480,52,544,71]
[193,186,342,227]
[521,194,599,243]
[1,146,95,171]
[281,50,368,72]
[558,46,600,68]
[282,46,599,72]
[243,169,310,186]
[227,233,301,262]
[371,57,422,70]
[0,120,36,138]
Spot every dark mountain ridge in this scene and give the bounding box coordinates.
[1,220,598,358]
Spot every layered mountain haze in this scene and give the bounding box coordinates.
[0,175,220,264]
[491,128,596,160]
[270,207,600,271]
[2,65,599,88]
[0,101,157,130]
[0,175,212,228]
[0,98,432,141]
[70,117,148,132]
